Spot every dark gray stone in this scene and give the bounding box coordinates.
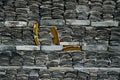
[110,41,120,46]
[16,8,29,14]
[47,61,59,67]
[89,15,102,21]
[76,5,89,13]
[0,22,4,27]
[78,0,89,5]
[40,19,65,25]
[28,21,37,27]
[65,2,76,10]
[10,56,23,66]
[77,71,89,80]
[109,46,120,51]
[60,59,72,67]
[103,14,113,20]
[0,45,16,51]
[0,55,9,66]
[64,71,77,78]
[77,11,89,20]
[84,60,95,67]
[35,55,48,67]
[15,0,27,8]
[64,13,76,19]
[23,56,35,66]
[71,51,84,62]
[90,0,103,3]
[5,11,16,17]
[48,52,59,61]
[103,5,115,14]
[4,6,15,11]
[51,70,64,78]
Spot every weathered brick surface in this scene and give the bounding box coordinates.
[0,68,120,80]
[0,0,120,79]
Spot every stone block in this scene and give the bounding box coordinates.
[60,42,80,46]
[66,20,90,25]
[0,22,4,27]
[76,5,89,13]
[91,21,119,27]
[41,45,63,51]
[28,21,37,27]
[109,46,120,51]
[16,45,40,51]
[82,44,108,51]
[5,21,27,27]
[40,19,65,26]
[0,45,16,51]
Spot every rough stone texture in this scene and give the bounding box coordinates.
[82,44,108,51]
[0,0,120,79]
[0,22,4,27]
[40,19,65,26]
[109,46,120,51]
[66,20,90,25]
[91,21,119,27]
[5,21,27,27]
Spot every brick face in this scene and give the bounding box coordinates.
[0,0,120,79]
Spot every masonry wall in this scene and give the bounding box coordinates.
[0,0,120,80]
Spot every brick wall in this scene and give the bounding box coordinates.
[0,0,120,80]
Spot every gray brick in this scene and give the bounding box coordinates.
[109,46,120,51]
[0,0,120,79]
[0,22,4,27]
[28,21,37,27]
[16,45,40,51]
[41,45,63,51]
[0,66,21,69]
[95,60,110,67]
[10,56,23,66]
[66,20,90,25]
[40,19,65,26]
[5,21,27,27]
[82,45,108,51]
[0,70,6,75]
[91,21,119,27]
[22,66,47,69]
[76,5,89,13]
[47,61,59,67]
[0,45,16,51]
[84,60,95,67]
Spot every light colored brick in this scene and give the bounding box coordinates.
[5,21,27,27]
[49,67,73,71]
[74,67,120,71]
[60,42,80,46]
[66,19,90,25]
[22,66,47,69]
[28,21,37,27]
[0,66,21,69]
[16,45,40,50]
[82,45,108,51]
[92,21,119,27]
[41,45,63,51]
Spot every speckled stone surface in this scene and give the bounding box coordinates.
[0,0,120,79]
